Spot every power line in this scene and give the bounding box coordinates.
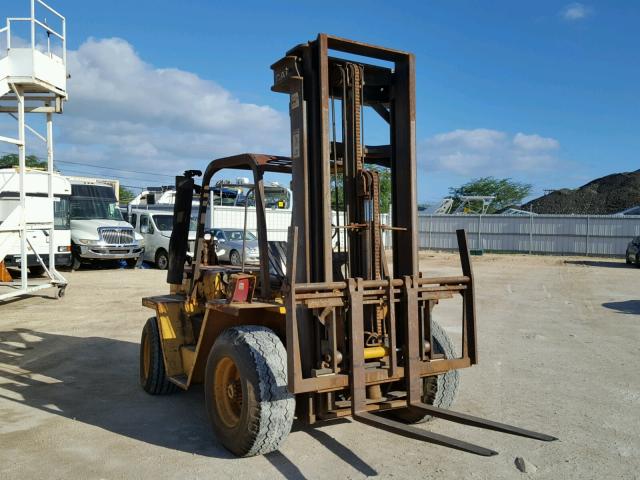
[1,151,177,179]
[59,166,168,185]
[55,160,176,179]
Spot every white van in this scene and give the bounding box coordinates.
[0,168,71,274]
[70,180,144,269]
[128,208,196,269]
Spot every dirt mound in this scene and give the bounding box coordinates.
[523,170,640,214]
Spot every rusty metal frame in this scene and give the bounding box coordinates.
[274,34,478,397]
[283,229,477,395]
[272,34,555,455]
[191,153,292,299]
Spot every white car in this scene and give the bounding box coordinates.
[129,208,196,269]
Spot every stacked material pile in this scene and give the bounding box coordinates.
[523,170,640,214]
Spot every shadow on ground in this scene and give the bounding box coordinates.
[0,329,377,477]
[602,300,640,315]
[564,260,631,269]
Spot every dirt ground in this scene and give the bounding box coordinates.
[1,253,639,479]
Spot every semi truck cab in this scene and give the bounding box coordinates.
[70,181,144,269]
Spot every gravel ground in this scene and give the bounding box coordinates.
[0,253,639,479]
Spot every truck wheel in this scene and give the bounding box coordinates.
[126,258,139,268]
[205,326,295,457]
[155,249,169,270]
[139,317,179,395]
[387,321,459,424]
[71,252,82,271]
[229,250,241,265]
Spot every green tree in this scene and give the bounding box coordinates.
[119,186,136,204]
[0,153,47,169]
[448,177,532,213]
[376,167,392,214]
[330,165,392,214]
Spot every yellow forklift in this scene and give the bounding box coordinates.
[139,34,556,457]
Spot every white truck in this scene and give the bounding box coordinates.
[69,179,144,269]
[128,179,293,240]
[127,207,196,269]
[0,167,72,274]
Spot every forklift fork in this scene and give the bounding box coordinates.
[348,230,556,455]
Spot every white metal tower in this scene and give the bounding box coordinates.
[0,0,67,300]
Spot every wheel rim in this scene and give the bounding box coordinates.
[142,332,151,382]
[214,356,242,428]
[230,251,240,265]
[157,254,168,269]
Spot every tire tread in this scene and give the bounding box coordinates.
[207,326,294,457]
[140,317,179,395]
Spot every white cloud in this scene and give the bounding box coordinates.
[421,128,561,176]
[428,129,506,150]
[561,3,593,21]
[55,38,289,179]
[513,133,559,151]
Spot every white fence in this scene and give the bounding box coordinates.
[205,208,639,256]
[419,214,640,257]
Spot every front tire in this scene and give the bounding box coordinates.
[71,252,82,271]
[205,326,294,457]
[139,317,179,395]
[155,249,169,270]
[388,321,460,424]
[229,250,241,266]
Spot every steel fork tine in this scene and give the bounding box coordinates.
[409,403,558,442]
[353,412,498,457]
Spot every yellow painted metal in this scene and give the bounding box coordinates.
[158,305,177,340]
[142,331,151,381]
[214,356,242,428]
[364,346,389,360]
[154,303,187,377]
[180,345,197,371]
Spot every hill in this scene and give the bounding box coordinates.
[523,169,640,214]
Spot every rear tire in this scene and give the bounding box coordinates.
[387,321,459,424]
[205,326,294,457]
[625,250,632,264]
[139,317,179,395]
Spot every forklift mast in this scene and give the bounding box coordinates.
[272,34,417,286]
[271,35,450,398]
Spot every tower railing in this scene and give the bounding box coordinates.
[1,0,66,65]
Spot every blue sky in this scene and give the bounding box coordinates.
[3,0,638,203]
